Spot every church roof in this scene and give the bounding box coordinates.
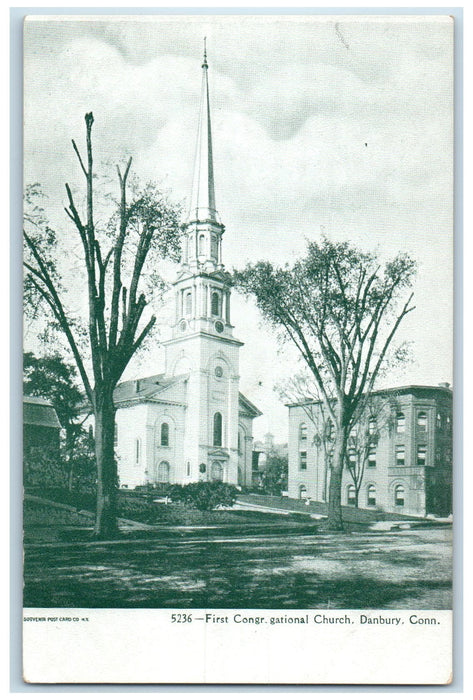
[238,392,263,418]
[113,373,189,406]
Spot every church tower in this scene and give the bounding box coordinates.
[163,45,243,484]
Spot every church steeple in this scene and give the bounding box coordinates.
[187,39,220,226]
[182,42,225,272]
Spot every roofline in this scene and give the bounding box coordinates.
[286,384,453,408]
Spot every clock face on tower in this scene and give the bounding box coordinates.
[214,320,224,334]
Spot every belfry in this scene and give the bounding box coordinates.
[104,47,261,490]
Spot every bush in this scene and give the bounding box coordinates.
[170,481,238,512]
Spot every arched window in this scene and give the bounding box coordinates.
[299,485,307,500]
[211,292,220,316]
[211,461,223,482]
[185,290,192,316]
[160,422,169,447]
[394,484,405,507]
[299,423,307,441]
[396,412,405,433]
[417,411,427,431]
[347,484,356,506]
[213,412,223,447]
[157,460,170,483]
[198,234,205,256]
[367,485,376,507]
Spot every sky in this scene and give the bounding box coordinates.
[23,14,453,441]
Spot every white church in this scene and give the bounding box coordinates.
[112,50,261,490]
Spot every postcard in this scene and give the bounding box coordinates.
[22,13,453,684]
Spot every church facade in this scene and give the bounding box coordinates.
[109,50,261,490]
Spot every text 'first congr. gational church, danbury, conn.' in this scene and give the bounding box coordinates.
[90,49,262,490]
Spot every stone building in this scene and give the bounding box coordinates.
[287,384,452,517]
[97,50,261,490]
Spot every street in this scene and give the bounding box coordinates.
[24,525,452,610]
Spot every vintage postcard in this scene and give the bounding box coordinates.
[22,14,454,684]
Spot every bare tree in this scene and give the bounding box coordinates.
[24,113,182,537]
[234,238,416,530]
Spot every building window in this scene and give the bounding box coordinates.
[186,461,191,477]
[367,446,376,468]
[367,485,376,507]
[299,451,307,471]
[299,485,307,500]
[88,424,94,440]
[213,412,223,447]
[396,412,405,433]
[185,290,192,316]
[160,422,169,447]
[157,460,170,483]
[347,448,356,469]
[211,292,220,316]
[395,445,405,466]
[135,438,141,464]
[199,463,207,474]
[198,234,205,256]
[211,461,223,482]
[417,444,427,466]
[113,423,118,447]
[299,423,307,441]
[394,484,405,507]
[417,411,427,431]
[347,485,356,506]
[437,412,442,429]
[368,417,377,435]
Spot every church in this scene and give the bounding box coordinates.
[111,50,261,490]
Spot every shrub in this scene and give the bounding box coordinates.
[170,481,238,512]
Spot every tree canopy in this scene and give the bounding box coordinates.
[234,238,416,529]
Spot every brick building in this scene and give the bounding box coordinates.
[287,384,452,517]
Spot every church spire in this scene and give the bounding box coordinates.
[187,39,219,224]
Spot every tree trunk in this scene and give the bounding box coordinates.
[327,430,347,531]
[93,392,118,538]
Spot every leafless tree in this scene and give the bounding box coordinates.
[24,113,182,537]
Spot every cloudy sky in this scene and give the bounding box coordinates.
[24,14,453,440]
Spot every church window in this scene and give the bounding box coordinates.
[211,235,218,259]
[394,484,405,507]
[161,423,169,447]
[299,423,307,441]
[367,485,376,507]
[199,463,207,474]
[211,292,220,316]
[396,412,405,433]
[199,234,205,256]
[186,461,191,477]
[157,460,170,483]
[215,365,223,378]
[347,448,357,468]
[211,461,223,482]
[299,485,307,500]
[347,485,356,506]
[299,451,307,471]
[135,438,141,464]
[368,417,377,435]
[213,412,223,447]
[185,290,192,316]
